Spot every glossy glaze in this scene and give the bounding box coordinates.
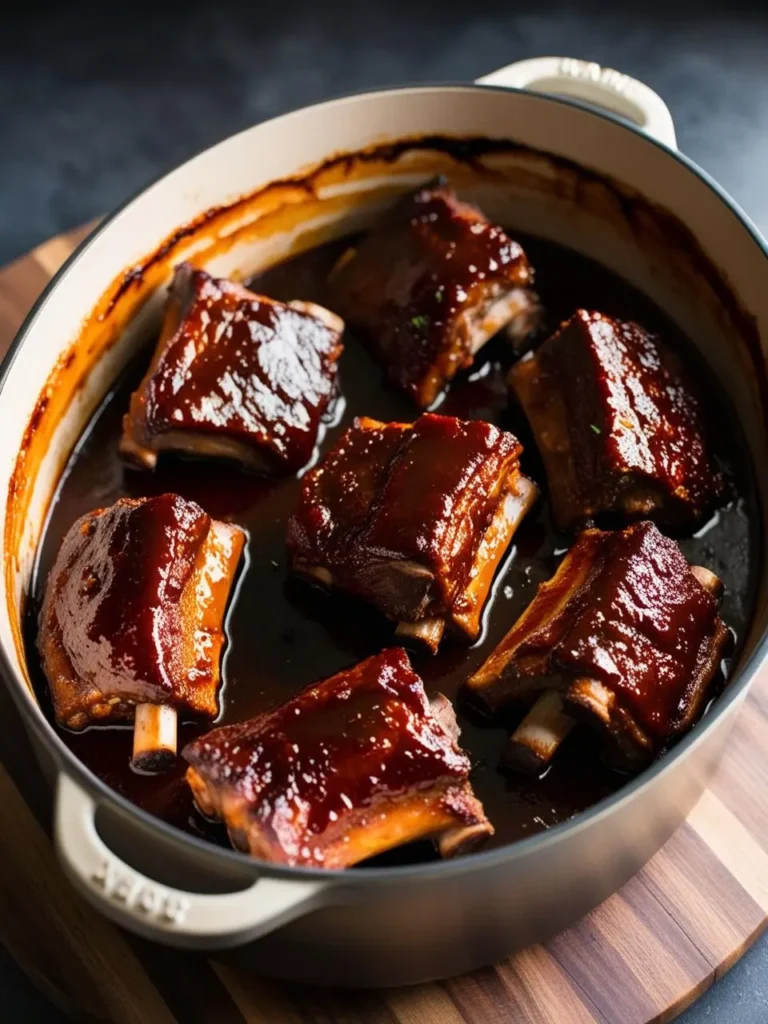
[332,183,534,407]
[183,647,491,866]
[511,309,723,530]
[122,264,344,473]
[470,522,729,747]
[37,493,244,728]
[287,413,523,626]
[25,231,759,861]
[286,417,407,572]
[560,524,727,738]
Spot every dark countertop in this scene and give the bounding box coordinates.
[3,0,768,1019]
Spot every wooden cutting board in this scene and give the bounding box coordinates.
[1,226,767,1024]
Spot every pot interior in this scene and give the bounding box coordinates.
[2,86,768,854]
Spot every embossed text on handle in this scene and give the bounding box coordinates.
[557,58,631,96]
[91,858,191,925]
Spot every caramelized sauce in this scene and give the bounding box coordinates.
[38,494,244,728]
[125,264,343,473]
[24,232,760,864]
[331,183,533,407]
[539,523,726,740]
[287,413,522,621]
[530,309,723,527]
[184,649,471,845]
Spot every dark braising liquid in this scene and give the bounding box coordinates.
[24,232,760,864]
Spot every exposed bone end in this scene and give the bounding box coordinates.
[132,703,177,773]
[502,690,575,775]
[509,473,540,523]
[564,677,614,729]
[288,299,345,336]
[429,692,460,744]
[395,617,446,654]
[564,676,652,770]
[501,290,542,350]
[690,564,724,602]
[437,819,494,859]
[467,286,539,355]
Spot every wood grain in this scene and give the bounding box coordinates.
[0,225,765,1024]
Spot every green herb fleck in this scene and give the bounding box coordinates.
[590,423,601,435]
[434,288,444,303]
[410,314,430,329]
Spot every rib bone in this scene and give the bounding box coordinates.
[396,617,446,652]
[132,703,178,773]
[503,690,575,776]
[501,562,723,774]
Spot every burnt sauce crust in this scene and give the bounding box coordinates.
[25,225,759,863]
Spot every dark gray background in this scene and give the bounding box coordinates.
[2,0,768,1019]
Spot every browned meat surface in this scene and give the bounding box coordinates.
[509,309,724,530]
[287,412,537,651]
[331,182,538,408]
[467,521,729,768]
[183,648,493,867]
[121,263,344,474]
[39,493,244,729]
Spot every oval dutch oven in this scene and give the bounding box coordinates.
[1,57,767,987]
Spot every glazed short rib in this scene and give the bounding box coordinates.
[183,648,493,867]
[39,493,244,770]
[467,521,729,772]
[286,412,537,652]
[510,309,724,530]
[331,181,538,408]
[121,263,344,474]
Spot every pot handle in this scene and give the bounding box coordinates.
[54,773,325,949]
[476,56,677,150]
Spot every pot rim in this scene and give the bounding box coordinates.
[3,79,767,885]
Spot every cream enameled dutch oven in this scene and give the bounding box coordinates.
[2,58,767,987]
